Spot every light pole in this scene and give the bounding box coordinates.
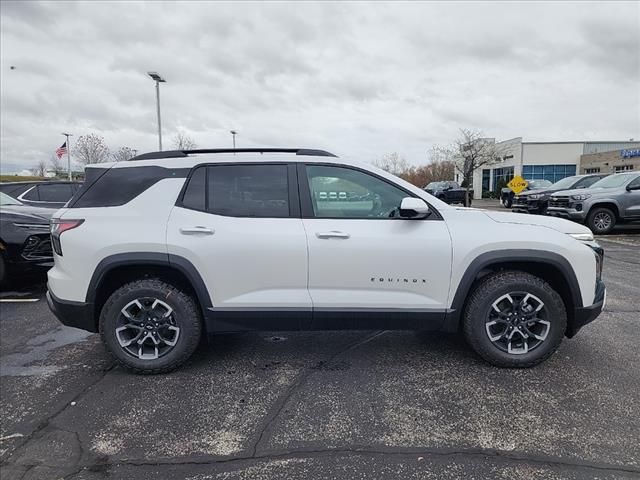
[230,130,237,150]
[61,133,72,181]
[147,72,166,151]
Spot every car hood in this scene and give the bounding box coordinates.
[0,205,53,224]
[482,210,592,235]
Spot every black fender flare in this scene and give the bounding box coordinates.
[86,252,212,311]
[442,249,583,332]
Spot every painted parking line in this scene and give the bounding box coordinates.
[0,298,40,303]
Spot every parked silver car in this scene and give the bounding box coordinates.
[547,172,640,234]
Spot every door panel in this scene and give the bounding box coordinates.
[168,208,310,309]
[303,218,452,310]
[300,164,453,314]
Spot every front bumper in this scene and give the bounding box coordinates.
[567,280,606,337]
[46,288,97,332]
[546,207,587,221]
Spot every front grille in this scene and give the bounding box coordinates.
[549,196,570,208]
[21,234,53,261]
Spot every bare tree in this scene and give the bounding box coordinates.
[372,152,410,176]
[111,146,135,162]
[74,134,110,166]
[50,154,63,175]
[453,129,505,205]
[31,158,48,177]
[172,131,197,150]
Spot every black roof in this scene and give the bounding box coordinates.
[130,148,337,161]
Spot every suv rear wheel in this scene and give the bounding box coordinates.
[463,271,566,368]
[587,207,616,235]
[99,279,202,374]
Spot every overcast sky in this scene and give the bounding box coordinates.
[1,1,638,171]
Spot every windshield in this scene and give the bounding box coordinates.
[0,192,23,206]
[426,182,446,189]
[550,176,580,190]
[589,173,638,189]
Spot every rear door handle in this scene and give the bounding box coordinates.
[180,226,215,235]
[316,231,350,239]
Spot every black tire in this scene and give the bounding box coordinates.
[587,207,616,235]
[99,278,202,374]
[462,271,566,368]
[502,196,512,208]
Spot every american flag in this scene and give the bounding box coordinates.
[56,142,67,159]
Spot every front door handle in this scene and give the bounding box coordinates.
[316,231,350,239]
[180,226,215,235]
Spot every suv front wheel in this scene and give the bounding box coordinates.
[463,271,566,368]
[587,206,616,235]
[100,279,202,374]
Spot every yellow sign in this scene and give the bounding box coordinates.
[508,176,529,194]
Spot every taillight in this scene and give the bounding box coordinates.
[50,219,84,256]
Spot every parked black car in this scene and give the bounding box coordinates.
[0,192,54,285]
[512,173,609,215]
[500,179,552,208]
[424,181,473,206]
[0,181,82,208]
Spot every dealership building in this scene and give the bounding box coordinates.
[466,138,640,199]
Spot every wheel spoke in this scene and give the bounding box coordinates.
[485,320,508,342]
[492,294,514,313]
[157,326,180,346]
[115,324,143,347]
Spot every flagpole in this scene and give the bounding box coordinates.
[62,133,72,181]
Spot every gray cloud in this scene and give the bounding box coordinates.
[1,1,638,172]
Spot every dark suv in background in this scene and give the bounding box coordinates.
[0,181,82,208]
[512,174,608,215]
[0,192,54,285]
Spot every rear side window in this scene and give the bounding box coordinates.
[38,184,74,202]
[208,165,289,217]
[180,164,290,217]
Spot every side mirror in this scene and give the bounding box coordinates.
[627,184,640,191]
[399,197,430,218]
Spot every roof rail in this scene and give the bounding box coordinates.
[129,148,337,161]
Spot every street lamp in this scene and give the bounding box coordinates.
[147,72,166,150]
[61,133,72,181]
[230,130,237,150]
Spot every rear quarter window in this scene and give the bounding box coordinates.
[70,166,188,208]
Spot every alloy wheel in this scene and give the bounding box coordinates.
[485,292,550,355]
[115,297,180,360]
[593,212,612,232]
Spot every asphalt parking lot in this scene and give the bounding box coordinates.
[1,221,639,479]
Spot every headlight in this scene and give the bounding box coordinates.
[528,194,542,200]
[569,232,594,242]
[571,194,591,200]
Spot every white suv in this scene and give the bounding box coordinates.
[47,148,606,374]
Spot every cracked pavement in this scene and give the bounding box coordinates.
[1,231,639,479]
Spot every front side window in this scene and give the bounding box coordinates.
[627,176,640,189]
[305,165,407,218]
[208,164,289,217]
